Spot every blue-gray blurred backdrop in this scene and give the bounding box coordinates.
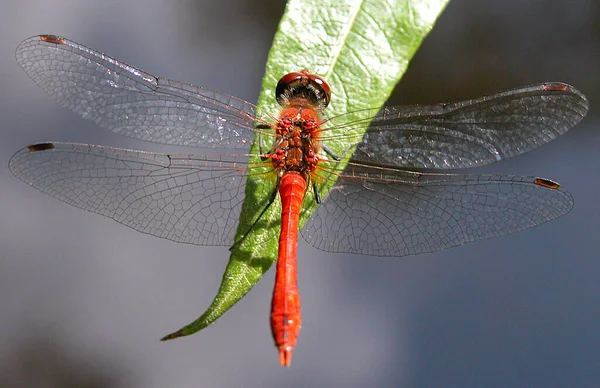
[1,1,598,387]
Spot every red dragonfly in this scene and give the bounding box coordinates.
[10,35,588,366]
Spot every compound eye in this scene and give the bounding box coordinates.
[276,72,304,105]
[306,73,331,107]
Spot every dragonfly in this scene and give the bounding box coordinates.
[10,34,588,366]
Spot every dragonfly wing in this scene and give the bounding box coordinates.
[302,164,573,256]
[16,35,270,148]
[9,142,250,246]
[324,83,588,169]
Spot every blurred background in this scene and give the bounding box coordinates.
[1,0,598,387]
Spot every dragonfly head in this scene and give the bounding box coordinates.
[276,70,331,110]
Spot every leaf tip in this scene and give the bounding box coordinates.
[160,330,185,341]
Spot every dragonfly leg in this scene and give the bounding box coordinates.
[321,144,341,161]
[312,182,323,204]
[229,186,279,250]
[256,124,273,157]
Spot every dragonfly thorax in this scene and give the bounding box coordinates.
[269,107,322,180]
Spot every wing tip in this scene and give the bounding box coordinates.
[541,82,589,114]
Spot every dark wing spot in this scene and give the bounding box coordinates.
[534,178,560,189]
[40,35,66,44]
[541,83,568,92]
[27,143,55,152]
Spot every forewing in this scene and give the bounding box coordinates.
[9,142,250,246]
[302,164,573,256]
[323,83,588,169]
[15,35,271,148]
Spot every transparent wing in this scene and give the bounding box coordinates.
[302,163,573,256]
[9,142,252,245]
[15,35,272,148]
[16,35,589,168]
[323,83,588,169]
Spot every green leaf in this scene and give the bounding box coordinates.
[161,0,449,340]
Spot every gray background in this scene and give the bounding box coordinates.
[1,1,599,387]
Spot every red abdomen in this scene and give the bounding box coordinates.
[270,171,306,367]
